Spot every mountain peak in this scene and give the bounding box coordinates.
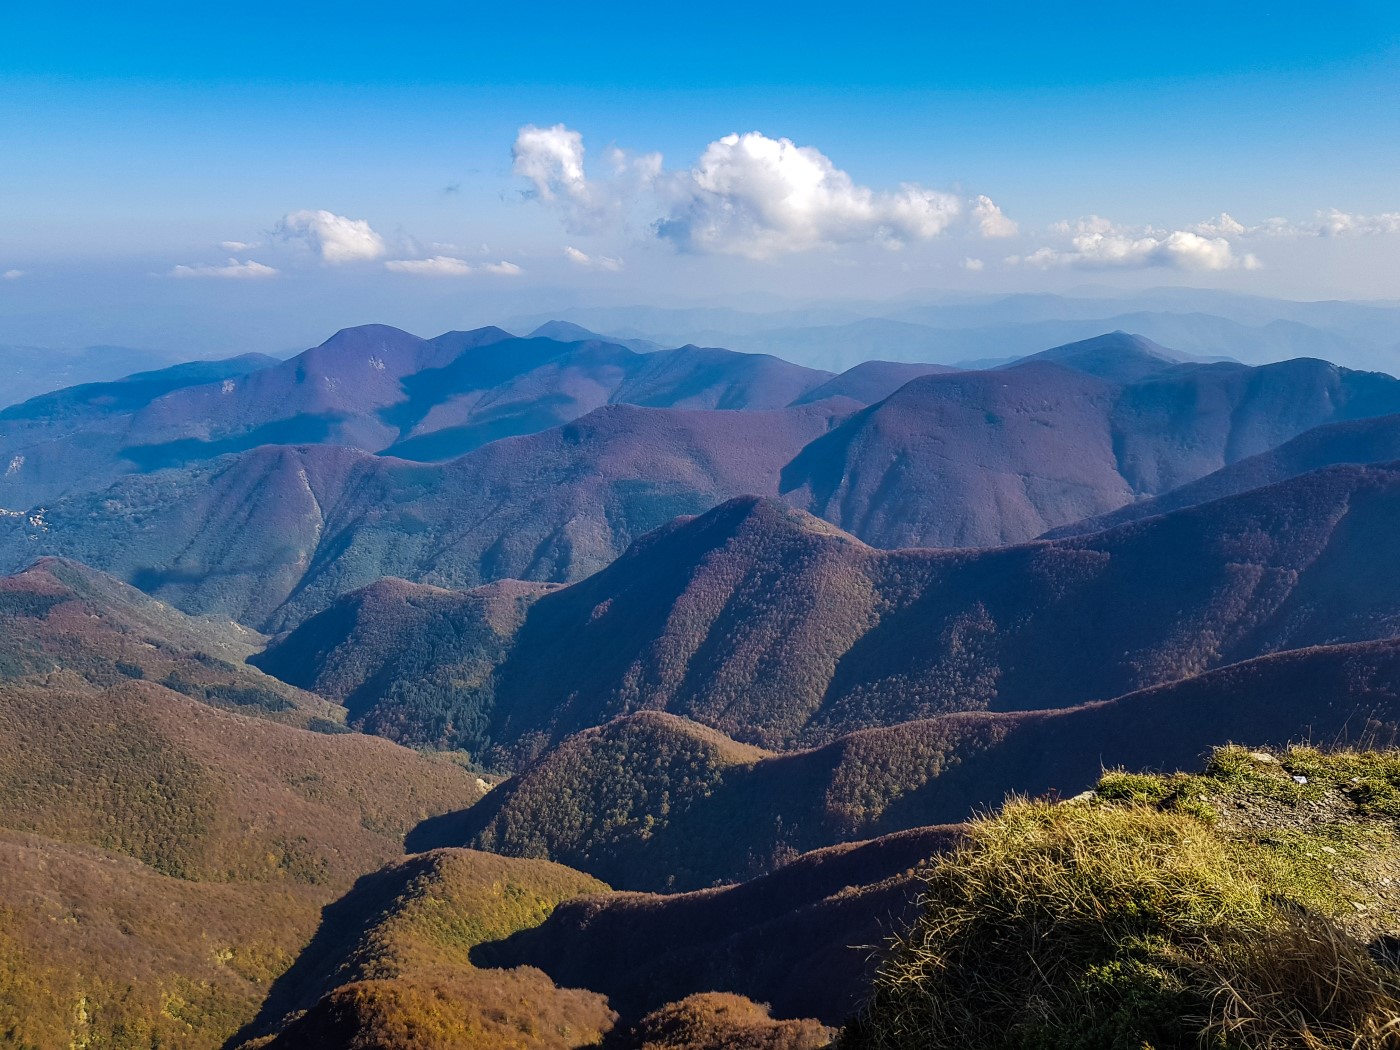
[528,320,601,342]
[1010,331,1187,382]
[687,495,864,545]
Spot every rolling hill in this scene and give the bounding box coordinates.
[250,576,555,747]
[239,825,962,1045]
[260,461,1400,762]
[0,402,850,629]
[472,824,962,1025]
[1046,411,1400,538]
[0,353,280,504]
[0,557,339,727]
[6,331,1400,631]
[236,848,614,1050]
[0,343,180,408]
[790,359,958,405]
[422,637,1400,892]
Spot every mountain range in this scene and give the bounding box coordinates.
[5,316,1400,1047]
[5,327,1400,633]
[514,289,1400,372]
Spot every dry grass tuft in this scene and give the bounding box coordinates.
[843,747,1400,1050]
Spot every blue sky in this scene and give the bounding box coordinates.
[3,1,1400,352]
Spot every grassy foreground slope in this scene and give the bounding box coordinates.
[0,679,486,1048]
[844,747,1400,1050]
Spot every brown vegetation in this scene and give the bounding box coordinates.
[475,825,961,1024]
[0,677,486,1047]
[263,464,1400,766]
[0,557,338,727]
[607,993,832,1050]
[242,849,613,1049]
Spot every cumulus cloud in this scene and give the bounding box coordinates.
[1016,216,1260,272]
[972,195,1018,238]
[219,240,258,252]
[1189,213,1247,238]
[276,209,386,263]
[656,132,968,258]
[514,124,1010,258]
[170,258,280,279]
[2,269,23,280]
[961,257,985,271]
[512,124,661,233]
[384,256,522,276]
[513,124,589,203]
[563,245,624,271]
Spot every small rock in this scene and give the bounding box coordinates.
[1353,901,1369,912]
[1293,775,1309,784]
[1320,846,1337,855]
[1062,790,1096,805]
[1248,751,1277,764]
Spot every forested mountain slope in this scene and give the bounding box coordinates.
[0,402,849,629]
[0,677,485,1047]
[265,465,1400,758]
[783,344,1400,547]
[430,638,1400,891]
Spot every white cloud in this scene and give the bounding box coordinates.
[169,258,279,279]
[972,195,1018,238]
[1314,208,1400,237]
[219,240,258,252]
[512,124,662,233]
[657,132,967,258]
[514,124,1009,259]
[961,257,985,271]
[276,209,386,263]
[385,256,474,276]
[384,256,522,277]
[564,245,624,271]
[1190,213,1246,237]
[2,269,23,280]
[1191,209,1400,239]
[513,124,589,203]
[1018,216,1260,272]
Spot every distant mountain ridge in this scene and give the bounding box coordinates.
[0,323,837,506]
[522,292,1400,372]
[6,330,1400,628]
[0,343,183,408]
